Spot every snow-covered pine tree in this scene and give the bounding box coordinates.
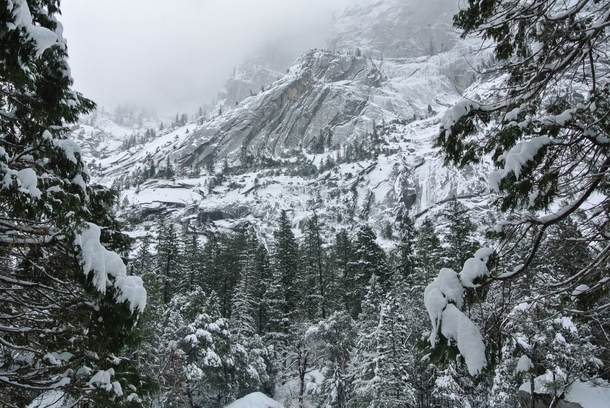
[229,238,273,399]
[434,0,610,377]
[216,231,247,317]
[181,226,204,292]
[414,217,442,285]
[394,212,416,283]
[0,1,149,405]
[155,218,181,304]
[253,242,273,335]
[348,274,384,407]
[267,210,301,334]
[301,212,329,320]
[201,234,221,294]
[265,210,302,385]
[442,198,479,272]
[308,312,357,408]
[347,226,389,318]
[333,229,356,317]
[349,276,417,408]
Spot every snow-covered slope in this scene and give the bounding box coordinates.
[224,392,282,408]
[74,0,495,241]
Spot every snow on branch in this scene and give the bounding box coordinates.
[460,248,494,288]
[75,223,146,313]
[424,249,494,375]
[489,136,554,191]
[8,0,58,57]
[440,99,481,136]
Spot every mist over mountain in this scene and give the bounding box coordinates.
[74,0,487,232]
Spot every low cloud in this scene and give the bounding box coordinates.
[61,0,354,117]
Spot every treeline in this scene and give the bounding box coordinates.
[129,199,484,407]
[128,197,609,407]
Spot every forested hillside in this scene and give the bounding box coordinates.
[2,0,610,407]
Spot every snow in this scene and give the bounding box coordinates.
[504,107,520,122]
[224,392,282,408]
[515,355,533,373]
[440,304,487,375]
[564,380,610,408]
[75,223,146,313]
[9,0,58,56]
[441,99,480,134]
[125,187,203,206]
[490,136,554,191]
[16,168,41,198]
[554,316,578,333]
[26,391,65,408]
[88,369,120,393]
[572,284,589,297]
[520,377,610,408]
[459,247,493,288]
[425,268,487,375]
[542,108,575,126]
[53,138,82,164]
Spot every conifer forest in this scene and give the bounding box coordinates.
[2,0,610,407]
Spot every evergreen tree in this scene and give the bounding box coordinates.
[216,231,246,317]
[347,226,389,318]
[265,210,302,384]
[435,0,610,371]
[443,198,478,271]
[301,212,329,319]
[333,229,356,316]
[0,1,149,404]
[253,243,273,336]
[349,275,418,407]
[156,218,181,304]
[181,227,204,292]
[309,312,357,408]
[415,217,442,285]
[395,212,417,283]
[201,234,221,293]
[267,210,301,334]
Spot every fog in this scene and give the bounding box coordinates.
[60,0,356,118]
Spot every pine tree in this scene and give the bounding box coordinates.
[332,229,353,314]
[395,212,417,283]
[268,210,301,334]
[436,0,610,358]
[348,275,384,407]
[0,1,149,404]
[253,242,273,335]
[347,226,389,318]
[265,210,302,386]
[348,275,418,407]
[415,217,442,285]
[309,312,357,408]
[155,218,181,304]
[301,212,329,319]
[181,227,204,292]
[443,198,478,271]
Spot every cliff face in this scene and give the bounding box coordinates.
[74,0,494,237]
[327,0,459,59]
[176,38,477,169]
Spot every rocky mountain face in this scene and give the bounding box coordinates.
[74,0,493,240]
[327,0,459,59]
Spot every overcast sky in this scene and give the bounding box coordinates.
[60,0,355,117]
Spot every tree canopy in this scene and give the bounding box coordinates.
[0,1,149,405]
[437,0,610,313]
